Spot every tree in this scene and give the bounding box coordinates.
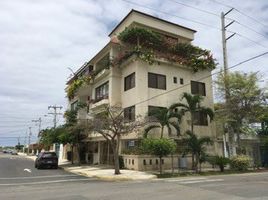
[93,106,141,175]
[174,92,214,133]
[174,92,214,169]
[141,138,176,174]
[216,71,266,152]
[182,130,213,172]
[39,128,61,150]
[59,108,92,165]
[143,104,182,138]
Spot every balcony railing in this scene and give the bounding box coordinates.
[89,96,109,112]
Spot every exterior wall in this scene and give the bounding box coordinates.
[110,11,195,41]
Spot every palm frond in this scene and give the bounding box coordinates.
[169,121,181,136]
[143,124,161,138]
[199,107,214,121]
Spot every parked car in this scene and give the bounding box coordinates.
[11,151,18,155]
[35,152,58,169]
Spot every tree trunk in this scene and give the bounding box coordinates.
[191,153,195,170]
[160,126,164,138]
[77,143,81,166]
[159,156,163,174]
[195,154,199,173]
[190,112,194,133]
[171,153,174,175]
[220,165,224,172]
[71,145,74,165]
[111,138,120,175]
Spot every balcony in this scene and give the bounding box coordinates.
[90,96,109,113]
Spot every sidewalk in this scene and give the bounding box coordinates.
[61,164,157,181]
[18,153,156,181]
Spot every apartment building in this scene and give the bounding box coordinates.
[66,10,222,170]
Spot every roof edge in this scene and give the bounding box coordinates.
[108,9,197,37]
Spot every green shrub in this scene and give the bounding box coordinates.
[230,155,251,171]
[208,156,230,172]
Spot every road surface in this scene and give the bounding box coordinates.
[0,152,268,200]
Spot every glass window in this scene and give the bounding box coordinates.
[124,72,135,91]
[193,111,208,126]
[148,106,166,116]
[95,81,109,101]
[173,77,177,84]
[148,73,166,90]
[180,78,184,85]
[71,101,78,111]
[191,81,206,96]
[124,106,135,121]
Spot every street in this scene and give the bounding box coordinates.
[1,153,268,200]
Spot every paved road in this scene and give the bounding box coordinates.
[1,153,268,200]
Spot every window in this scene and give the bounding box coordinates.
[71,101,78,111]
[148,106,166,116]
[124,72,135,91]
[173,77,177,84]
[124,106,135,121]
[95,81,109,101]
[148,73,166,90]
[193,111,208,126]
[180,78,184,85]
[191,81,206,96]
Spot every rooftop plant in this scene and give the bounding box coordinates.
[115,27,217,72]
[67,75,93,100]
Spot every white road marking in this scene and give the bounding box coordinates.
[0,175,80,180]
[0,178,91,186]
[180,179,224,184]
[23,168,32,173]
[166,177,207,182]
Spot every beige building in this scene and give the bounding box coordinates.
[66,10,222,170]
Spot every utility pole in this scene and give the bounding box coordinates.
[27,127,32,155]
[32,117,42,137]
[23,130,27,153]
[221,9,236,157]
[48,105,63,128]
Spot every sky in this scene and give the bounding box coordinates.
[0,0,267,146]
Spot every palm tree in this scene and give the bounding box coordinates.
[174,92,214,133]
[182,130,213,172]
[143,104,182,138]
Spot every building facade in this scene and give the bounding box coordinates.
[66,10,222,170]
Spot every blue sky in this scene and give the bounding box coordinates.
[0,0,267,146]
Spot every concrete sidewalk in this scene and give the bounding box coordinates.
[18,153,156,181]
[61,164,157,181]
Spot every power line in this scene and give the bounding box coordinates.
[167,0,220,17]
[209,0,268,28]
[122,0,267,49]
[234,20,268,40]
[122,0,220,29]
[130,51,268,107]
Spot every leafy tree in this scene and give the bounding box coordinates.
[59,107,91,165]
[182,130,213,172]
[93,106,141,174]
[141,138,176,174]
[39,128,61,150]
[216,72,267,152]
[143,104,182,138]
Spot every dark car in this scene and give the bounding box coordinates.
[35,152,58,169]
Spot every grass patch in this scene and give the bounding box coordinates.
[155,169,260,178]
